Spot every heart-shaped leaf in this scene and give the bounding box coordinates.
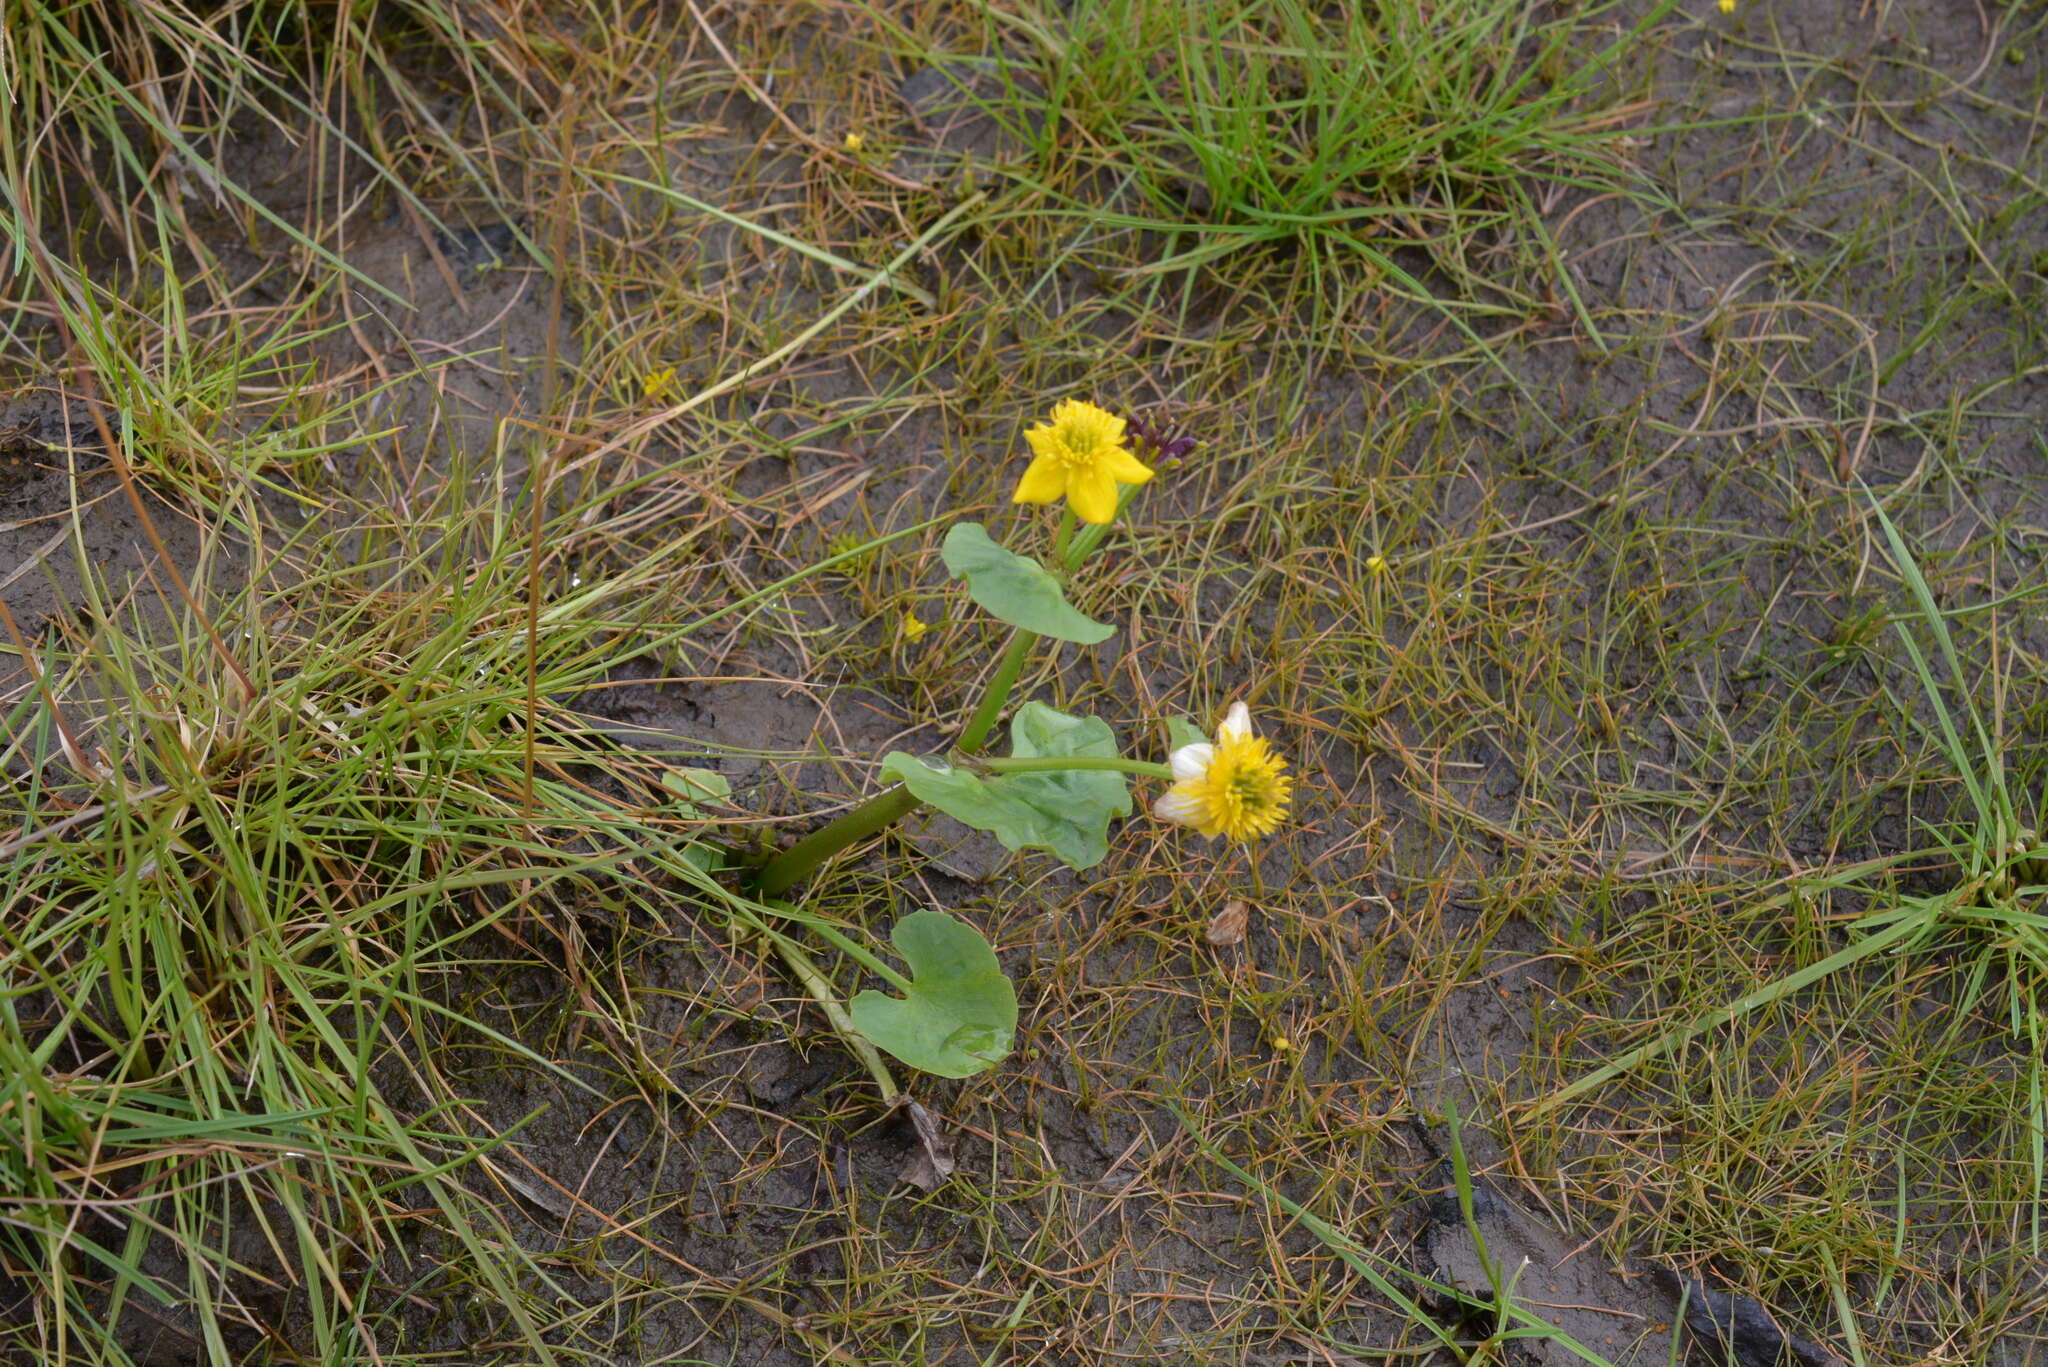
[850,910,1017,1079]
[941,522,1113,643]
[880,702,1131,870]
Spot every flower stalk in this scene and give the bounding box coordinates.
[750,787,922,897]
[976,755,1174,779]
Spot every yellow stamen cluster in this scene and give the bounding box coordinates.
[1179,730,1292,841]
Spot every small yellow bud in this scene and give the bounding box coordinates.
[642,366,676,400]
[843,131,865,152]
[900,611,929,643]
[1366,554,1388,574]
[1270,1032,1295,1053]
[1717,0,1735,12]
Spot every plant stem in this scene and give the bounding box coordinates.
[750,527,1065,895]
[767,932,899,1101]
[748,631,1035,894]
[958,630,1036,754]
[1064,485,1140,570]
[750,787,921,897]
[1052,508,1076,563]
[979,755,1174,779]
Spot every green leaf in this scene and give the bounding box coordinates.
[941,522,1113,643]
[880,702,1131,871]
[662,767,731,816]
[850,910,1017,1078]
[1165,716,1208,751]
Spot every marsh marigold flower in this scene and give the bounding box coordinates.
[1152,703,1293,842]
[1013,399,1154,525]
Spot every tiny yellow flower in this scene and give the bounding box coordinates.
[643,366,676,400]
[1152,703,1294,842]
[1366,554,1388,574]
[1717,0,1735,11]
[900,610,930,643]
[1013,399,1154,525]
[844,131,865,152]
[1270,1032,1295,1053]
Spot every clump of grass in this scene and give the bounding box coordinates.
[891,0,1663,324]
[0,432,757,1362]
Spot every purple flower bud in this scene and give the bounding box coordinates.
[1125,411,1197,463]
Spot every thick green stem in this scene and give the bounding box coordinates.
[750,639,1024,896]
[749,629,1043,895]
[980,755,1174,779]
[1065,485,1140,569]
[751,787,921,897]
[957,630,1036,754]
[752,501,1115,897]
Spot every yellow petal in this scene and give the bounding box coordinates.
[1023,423,1060,462]
[1012,455,1067,505]
[1068,467,1119,524]
[1099,445,1155,486]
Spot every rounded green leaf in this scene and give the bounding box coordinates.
[941,522,1114,644]
[880,703,1131,871]
[849,910,1017,1079]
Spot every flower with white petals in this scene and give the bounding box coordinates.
[1152,703,1293,841]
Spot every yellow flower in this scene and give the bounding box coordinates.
[844,131,865,152]
[1717,0,1734,11]
[900,610,930,643]
[1013,399,1154,525]
[643,366,676,400]
[1365,554,1388,574]
[1152,703,1293,842]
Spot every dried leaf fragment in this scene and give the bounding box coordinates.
[897,1098,956,1192]
[1205,899,1251,946]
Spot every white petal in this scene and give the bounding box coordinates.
[1218,701,1252,743]
[1152,787,1206,826]
[1169,741,1214,782]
